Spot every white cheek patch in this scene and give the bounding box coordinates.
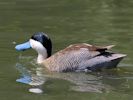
[30,39,44,50]
[29,39,48,63]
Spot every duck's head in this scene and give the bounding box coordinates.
[15,32,52,63]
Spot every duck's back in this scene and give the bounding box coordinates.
[43,43,125,72]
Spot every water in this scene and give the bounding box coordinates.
[0,0,133,100]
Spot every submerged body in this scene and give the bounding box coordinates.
[15,32,126,72]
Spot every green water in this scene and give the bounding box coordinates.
[0,0,133,100]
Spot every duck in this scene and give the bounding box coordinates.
[15,32,126,72]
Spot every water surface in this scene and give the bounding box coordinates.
[0,0,133,100]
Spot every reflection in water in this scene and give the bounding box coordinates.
[16,63,45,94]
[16,63,45,86]
[15,55,46,93]
[16,62,108,93]
[15,55,133,94]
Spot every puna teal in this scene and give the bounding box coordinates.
[15,32,126,72]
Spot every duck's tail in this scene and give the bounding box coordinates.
[106,45,115,50]
[106,53,126,68]
[79,52,127,71]
[95,45,115,52]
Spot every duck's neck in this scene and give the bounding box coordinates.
[29,39,52,64]
[36,48,48,64]
[37,54,46,64]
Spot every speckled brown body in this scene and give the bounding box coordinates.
[42,43,125,72]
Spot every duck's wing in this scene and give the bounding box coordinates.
[65,43,114,51]
[82,44,115,52]
[54,43,115,61]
